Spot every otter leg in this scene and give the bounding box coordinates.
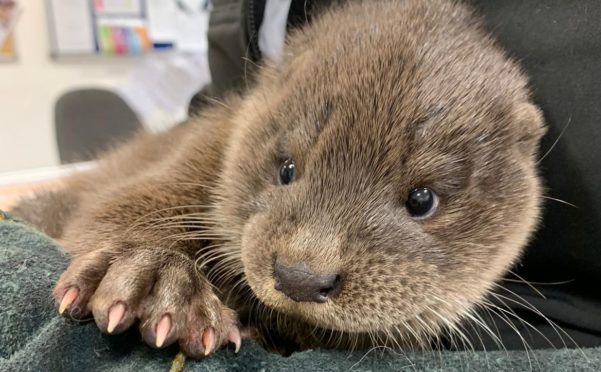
[11,189,79,239]
[51,115,241,357]
[52,169,242,357]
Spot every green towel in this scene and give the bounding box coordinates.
[1,211,598,371]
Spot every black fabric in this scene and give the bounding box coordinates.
[465,0,601,349]
[243,0,266,61]
[286,0,334,30]
[194,0,329,104]
[205,0,248,97]
[198,0,601,349]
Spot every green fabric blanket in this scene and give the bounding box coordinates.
[1,211,599,371]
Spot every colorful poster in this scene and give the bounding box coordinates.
[96,18,151,55]
[0,0,19,61]
[93,0,158,55]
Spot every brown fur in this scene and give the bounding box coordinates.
[13,0,545,356]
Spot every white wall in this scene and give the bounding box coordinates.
[0,1,135,173]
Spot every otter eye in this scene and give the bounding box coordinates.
[406,187,438,219]
[279,159,296,185]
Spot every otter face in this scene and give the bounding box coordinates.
[213,0,545,345]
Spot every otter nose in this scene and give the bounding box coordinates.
[273,259,343,303]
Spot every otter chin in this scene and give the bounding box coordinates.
[14,0,546,357]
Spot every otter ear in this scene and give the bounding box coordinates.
[513,102,547,154]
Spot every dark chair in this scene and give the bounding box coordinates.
[55,88,143,164]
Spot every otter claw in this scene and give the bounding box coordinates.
[155,314,172,347]
[59,287,79,315]
[202,327,216,356]
[107,302,126,334]
[228,327,242,353]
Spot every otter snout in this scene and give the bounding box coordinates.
[273,259,343,303]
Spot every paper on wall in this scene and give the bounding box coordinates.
[48,0,96,55]
[145,0,178,43]
[173,0,209,52]
[146,0,209,51]
[116,52,211,132]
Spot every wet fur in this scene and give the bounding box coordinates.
[13,0,545,355]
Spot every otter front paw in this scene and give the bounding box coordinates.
[54,246,241,357]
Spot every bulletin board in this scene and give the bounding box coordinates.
[46,0,209,58]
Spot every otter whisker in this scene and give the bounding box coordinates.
[492,286,571,345]
[505,271,547,299]
[137,220,221,229]
[537,115,573,164]
[226,275,249,302]
[541,196,578,209]
[389,326,405,351]
[142,226,229,238]
[203,255,243,283]
[461,308,502,368]
[142,213,225,223]
[428,305,476,354]
[208,265,245,289]
[124,204,214,232]
[479,301,538,371]
[138,215,227,228]
[486,297,557,352]
[468,305,508,354]
[502,278,576,286]
[490,288,585,358]
[478,303,510,353]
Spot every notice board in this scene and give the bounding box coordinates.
[46,0,209,57]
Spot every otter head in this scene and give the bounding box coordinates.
[212,0,546,346]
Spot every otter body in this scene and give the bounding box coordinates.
[14,0,545,356]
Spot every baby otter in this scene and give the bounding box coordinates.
[14,0,546,357]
